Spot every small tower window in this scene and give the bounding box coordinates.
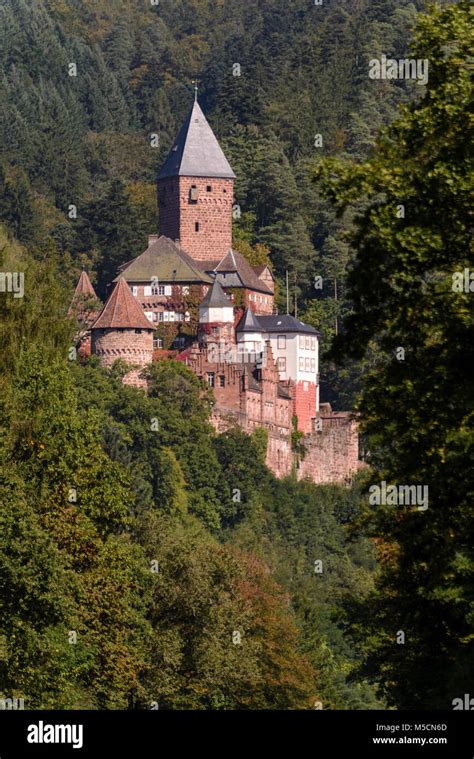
[206,185,212,192]
[195,222,200,232]
[219,375,225,388]
[207,372,215,388]
[189,185,199,202]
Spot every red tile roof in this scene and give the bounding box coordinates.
[73,270,97,299]
[91,277,154,331]
[68,270,101,322]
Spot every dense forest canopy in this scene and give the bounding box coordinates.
[0,0,438,401]
[1,0,471,712]
[316,0,473,709]
[0,224,381,708]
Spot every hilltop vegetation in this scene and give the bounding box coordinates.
[0,0,438,404]
[0,228,380,707]
[1,0,471,711]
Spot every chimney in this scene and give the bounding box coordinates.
[148,234,159,247]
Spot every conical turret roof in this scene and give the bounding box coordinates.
[158,100,235,180]
[200,278,232,309]
[91,278,154,331]
[73,270,97,299]
[236,307,262,333]
[68,270,101,322]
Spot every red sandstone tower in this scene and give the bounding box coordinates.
[90,278,155,389]
[157,99,236,262]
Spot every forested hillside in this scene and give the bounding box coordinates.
[0,226,381,708]
[0,0,437,404]
[1,0,470,713]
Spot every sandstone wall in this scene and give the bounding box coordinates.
[157,177,180,243]
[297,412,361,485]
[158,176,234,261]
[290,381,317,434]
[92,328,153,389]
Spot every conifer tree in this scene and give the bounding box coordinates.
[315,0,474,708]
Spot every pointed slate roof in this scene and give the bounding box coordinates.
[158,101,236,180]
[201,249,273,295]
[91,278,154,331]
[114,236,213,284]
[236,307,262,333]
[73,270,97,299]
[200,278,232,308]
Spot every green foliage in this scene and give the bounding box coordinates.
[0,346,152,708]
[251,426,268,465]
[3,0,455,712]
[229,475,384,709]
[0,236,323,709]
[137,513,316,709]
[315,0,474,708]
[1,0,432,357]
[214,428,270,528]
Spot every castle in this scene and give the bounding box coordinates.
[69,99,361,484]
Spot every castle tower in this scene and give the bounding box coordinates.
[90,277,155,390]
[157,99,235,262]
[68,270,100,322]
[68,270,102,358]
[236,307,263,355]
[71,269,97,301]
[198,279,234,349]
